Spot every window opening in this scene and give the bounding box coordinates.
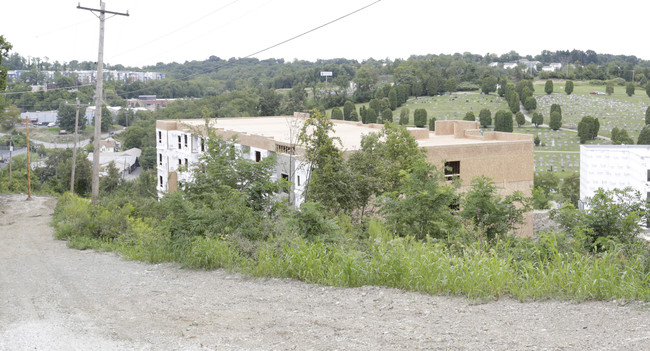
[255,151,262,162]
[444,161,460,181]
[177,136,181,149]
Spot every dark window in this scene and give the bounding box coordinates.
[178,159,182,165]
[158,153,162,165]
[444,161,460,181]
[178,136,181,149]
[159,176,163,187]
[297,175,301,186]
[158,131,162,143]
[647,169,650,182]
[200,139,205,152]
[255,151,262,162]
[184,158,188,166]
[281,173,289,193]
[184,135,188,147]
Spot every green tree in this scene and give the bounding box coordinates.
[494,110,513,132]
[0,35,11,91]
[369,98,380,113]
[515,111,525,127]
[524,96,537,111]
[559,173,580,208]
[508,92,520,113]
[551,188,648,249]
[399,107,409,125]
[460,176,530,241]
[414,108,427,127]
[359,105,367,123]
[331,107,343,120]
[565,80,574,95]
[578,116,596,143]
[549,111,562,130]
[637,126,650,145]
[480,75,497,94]
[550,104,562,116]
[463,111,475,121]
[646,106,650,125]
[299,110,353,214]
[122,126,148,149]
[445,78,457,94]
[646,82,650,98]
[428,118,436,131]
[606,83,614,96]
[379,160,459,240]
[100,161,121,194]
[531,112,544,127]
[57,102,85,132]
[497,77,508,97]
[626,82,635,97]
[365,108,377,124]
[388,88,398,110]
[534,172,559,195]
[140,146,157,170]
[349,109,359,122]
[0,36,15,131]
[611,127,634,144]
[382,108,393,123]
[343,100,355,120]
[478,108,491,127]
[258,88,282,116]
[0,104,19,131]
[544,80,553,95]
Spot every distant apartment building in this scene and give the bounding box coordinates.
[580,145,650,208]
[7,70,165,84]
[127,95,177,111]
[156,117,534,236]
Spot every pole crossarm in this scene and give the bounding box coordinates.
[77,3,129,17]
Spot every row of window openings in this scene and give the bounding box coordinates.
[157,132,205,152]
[157,154,188,167]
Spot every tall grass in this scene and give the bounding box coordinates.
[51,193,650,302]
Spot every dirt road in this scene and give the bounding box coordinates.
[1,194,649,350]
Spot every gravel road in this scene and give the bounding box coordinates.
[1,193,649,350]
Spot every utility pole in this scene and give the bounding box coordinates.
[25,117,31,200]
[77,1,129,205]
[8,135,12,187]
[66,99,90,194]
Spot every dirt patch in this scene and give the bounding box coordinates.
[1,193,649,350]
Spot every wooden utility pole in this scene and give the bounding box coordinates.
[8,135,12,187]
[25,117,31,200]
[67,99,90,194]
[77,1,129,205]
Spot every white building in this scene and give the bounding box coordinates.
[580,145,650,208]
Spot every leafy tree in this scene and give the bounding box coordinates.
[428,118,436,131]
[564,80,574,95]
[140,146,157,170]
[463,111,475,121]
[550,103,562,116]
[100,161,122,194]
[494,110,513,132]
[551,188,648,249]
[519,87,533,105]
[549,111,562,130]
[258,88,282,116]
[524,96,537,111]
[460,176,530,241]
[57,102,85,132]
[478,108,491,127]
[382,108,393,123]
[497,77,508,97]
[515,112,525,127]
[544,80,553,95]
[534,135,541,146]
[508,92,520,113]
[578,116,596,143]
[349,109,359,122]
[359,105,367,123]
[646,106,650,125]
[414,108,427,127]
[0,104,19,131]
[611,127,634,144]
[330,107,343,120]
[388,88,398,110]
[626,82,635,96]
[606,83,614,96]
[0,35,11,91]
[531,112,543,127]
[480,75,497,94]
[369,98,380,113]
[559,173,580,208]
[91,105,113,133]
[534,172,559,195]
[122,126,148,149]
[638,125,650,145]
[343,100,355,120]
[445,78,457,94]
[365,107,377,124]
[379,160,459,240]
[646,82,650,98]
[399,107,409,125]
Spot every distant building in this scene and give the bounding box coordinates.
[127,95,176,111]
[88,148,141,178]
[156,116,535,236]
[580,145,650,208]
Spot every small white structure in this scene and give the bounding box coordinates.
[88,148,141,178]
[580,145,650,208]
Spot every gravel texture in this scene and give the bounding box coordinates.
[1,193,650,350]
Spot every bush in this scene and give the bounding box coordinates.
[414,108,427,127]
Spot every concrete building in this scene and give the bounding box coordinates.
[156,116,534,236]
[580,145,650,208]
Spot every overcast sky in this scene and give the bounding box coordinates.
[2,0,648,68]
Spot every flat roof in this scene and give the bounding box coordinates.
[175,117,528,151]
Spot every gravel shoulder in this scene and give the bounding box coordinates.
[1,193,649,350]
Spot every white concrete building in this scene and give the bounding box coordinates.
[580,145,650,208]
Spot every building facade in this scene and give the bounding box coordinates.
[580,145,650,208]
[156,116,534,236]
